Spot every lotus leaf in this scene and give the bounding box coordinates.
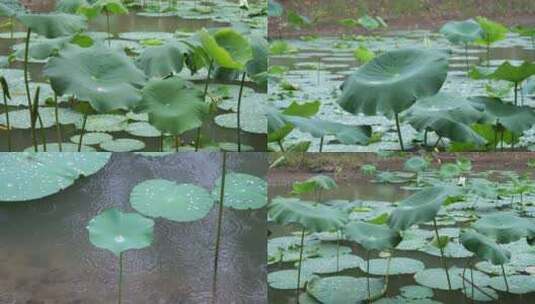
[400,285,434,299]
[414,267,490,290]
[87,208,154,256]
[0,152,111,202]
[471,61,535,83]
[472,213,533,244]
[460,229,511,265]
[18,13,86,38]
[268,270,314,290]
[361,257,425,275]
[135,43,185,78]
[344,221,401,251]
[70,132,112,145]
[404,156,428,172]
[292,175,337,195]
[212,172,267,210]
[298,255,363,274]
[440,19,482,44]
[100,138,145,152]
[283,116,372,145]
[130,179,214,222]
[307,276,385,303]
[489,274,535,294]
[199,28,253,70]
[55,0,88,13]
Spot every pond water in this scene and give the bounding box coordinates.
[268,31,535,152]
[0,152,268,304]
[268,172,535,303]
[0,0,268,152]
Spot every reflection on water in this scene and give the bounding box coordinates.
[0,153,267,304]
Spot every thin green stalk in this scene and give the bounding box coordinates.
[336,230,340,272]
[277,140,285,152]
[423,128,428,147]
[53,93,63,151]
[433,219,452,290]
[33,86,46,151]
[1,78,11,151]
[458,273,497,301]
[24,28,37,151]
[118,252,123,304]
[433,136,443,150]
[394,112,404,151]
[296,227,306,304]
[78,113,88,152]
[236,71,247,152]
[195,60,213,151]
[501,264,509,293]
[319,136,324,152]
[212,152,227,302]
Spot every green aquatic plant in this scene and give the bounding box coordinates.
[291,174,336,202]
[56,0,89,13]
[404,156,428,185]
[514,25,535,49]
[135,43,185,78]
[344,221,401,300]
[199,28,253,151]
[440,19,482,72]
[337,48,448,151]
[1,76,11,151]
[268,197,348,304]
[472,213,533,244]
[78,0,128,46]
[87,208,154,304]
[474,17,508,66]
[136,76,208,151]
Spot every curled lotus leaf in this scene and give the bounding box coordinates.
[472,213,533,244]
[18,13,87,38]
[344,221,402,251]
[460,229,511,265]
[440,19,483,44]
[199,28,253,70]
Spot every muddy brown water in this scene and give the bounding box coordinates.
[0,153,268,304]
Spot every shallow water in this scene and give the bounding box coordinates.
[268,177,535,303]
[0,153,268,304]
[0,0,267,152]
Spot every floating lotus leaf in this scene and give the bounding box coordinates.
[292,175,337,195]
[199,28,253,70]
[78,114,128,132]
[472,213,533,244]
[489,274,535,294]
[24,143,96,152]
[460,229,511,265]
[130,179,214,222]
[307,276,385,303]
[125,121,161,137]
[404,156,428,172]
[0,152,111,202]
[214,112,267,134]
[470,61,535,83]
[283,116,372,145]
[462,286,498,302]
[344,221,401,251]
[135,43,185,78]
[414,267,490,290]
[268,269,314,290]
[55,0,88,13]
[44,45,145,112]
[100,138,145,152]
[362,257,425,275]
[18,13,86,38]
[137,76,208,135]
[298,255,363,274]
[87,208,154,256]
[70,132,113,145]
[268,197,348,232]
[0,107,81,129]
[212,172,267,210]
[440,19,483,44]
[400,285,434,300]
[402,92,486,145]
[337,48,448,117]
[389,186,459,231]
[439,163,461,178]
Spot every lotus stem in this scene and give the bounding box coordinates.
[1,78,11,151]
[458,273,497,301]
[118,252,123,304]
[423,128,428,147]
[319,136,324,152]
[212,151,227,302]
[53,93,63,151]
[78,113,88,152]
[24,28,37,151]
[366,249,371,302]
[486,42,490,68]
[501,264,510,293]
[106,10,112,47]
[369,254,392,301]
[277,140,285,152]
[394,112,404,151]
[174,135,180,152]
[336,230,340,272]
[432,219,452,290]
[33,87,47,151]
[296,227,306,304]
[433,136,443,150]
[159,134,164,152]
[236,71,247,152]
[195,60,213,151]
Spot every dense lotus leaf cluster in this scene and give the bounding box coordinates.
[268,156,535,302]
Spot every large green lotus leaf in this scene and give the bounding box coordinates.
[135,43,185,78]
[268,269,315,290]
[268,197,348,232]
[14,37,71,61]
[211,172,267,210]
[460,229,511,265]
[199,28,253,70]
[0,152,111,202]
[400,285,434,300]
[283,115,372,145]
[18,13,87,38]
[489,274,535,294]
[56,0,88,13]
[337,48,448,117]
[70,132,113,145]
[414,267,490,290]
[344,221,401,251]
[100,138,145,152]
[402,92,486,145]
[130,179,214,222]
[472,213,533,244]
[388,186,459,231]
[361,257,425,275]
[246,35,268,89]
[404,156,428,172]
[307,276,385,304]
[137,76,208,135]
[471,61,535,83]
[125,121,161,137]
[44,45,145,112]
[298,255,363,274]
[292,175,337,195]
[87,208,154,257]
[475,16,508,45]
[78,0,128,18]
[440,19,482,44]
